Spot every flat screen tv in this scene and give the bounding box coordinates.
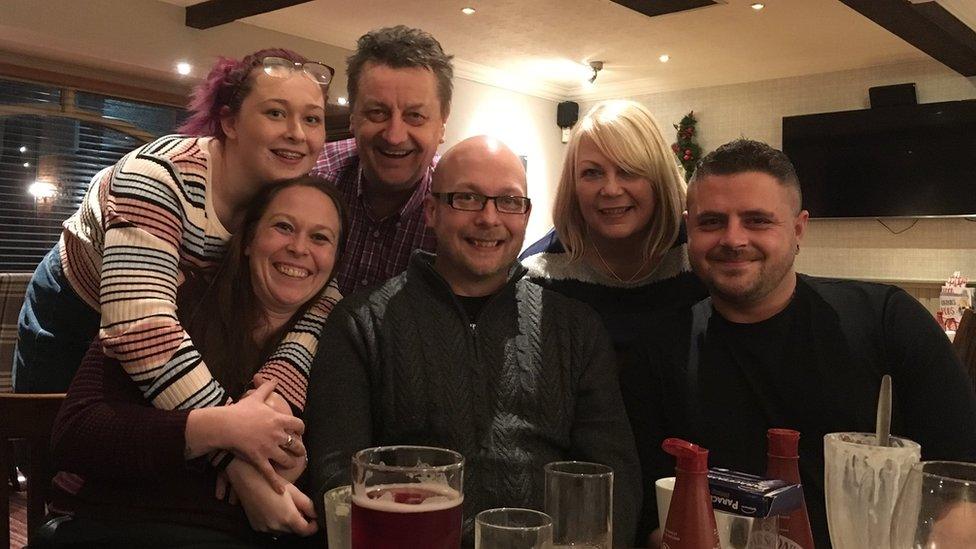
[781,99,976,218]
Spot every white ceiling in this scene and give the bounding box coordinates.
[161,0,957,101]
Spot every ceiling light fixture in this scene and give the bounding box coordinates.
[751,3,765,10]
[659,54,670,63]
[461,7,476,15]
[28,180,57,200]
[337,97,348,106]
[588,61,604,84]
[176,62,192,76]
[19,146,27,153]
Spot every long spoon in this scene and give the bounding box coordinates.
[876,374,892,447]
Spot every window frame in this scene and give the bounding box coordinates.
[0,62,188,272]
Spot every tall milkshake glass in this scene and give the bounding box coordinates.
[823,432,920,549]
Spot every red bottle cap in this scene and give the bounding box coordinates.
[662,438,709,473]
[767,428,800,458]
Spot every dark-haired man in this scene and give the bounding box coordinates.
[312,25,453,294]
[624,139,976,547]
[306,136,641,546]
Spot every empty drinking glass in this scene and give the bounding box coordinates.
[544,461,612,549]
[475,508,553,549]
[325,485,352,549]
[890,461,976,549]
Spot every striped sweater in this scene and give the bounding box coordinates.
[59,135,339,412]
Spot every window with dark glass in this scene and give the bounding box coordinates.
[0,78,185,272]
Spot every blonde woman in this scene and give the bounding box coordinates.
[521,100,705,370]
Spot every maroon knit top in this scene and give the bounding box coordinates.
[49,343,252,537]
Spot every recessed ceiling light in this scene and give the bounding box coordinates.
[19,146,27,153]
[23,162,31,168]
[461,7,476,15]
[659,54,670,63]
[176,62,192,76]
[751,3,765,10]
[337,97,348,106]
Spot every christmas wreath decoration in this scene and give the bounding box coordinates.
[672,111,701,181]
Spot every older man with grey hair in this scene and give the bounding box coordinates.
[312,25,454,295]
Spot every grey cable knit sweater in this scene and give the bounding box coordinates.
[305,251,642,547]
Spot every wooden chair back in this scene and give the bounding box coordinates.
[1,393,65,548]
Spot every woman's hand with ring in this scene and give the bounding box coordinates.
[217,381,305,492]
[276,432,307,482]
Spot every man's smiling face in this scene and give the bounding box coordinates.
[686,170,807,309]
[350,62,446,192]
[424,137,530,297]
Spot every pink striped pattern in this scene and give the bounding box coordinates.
[57,135,336,412]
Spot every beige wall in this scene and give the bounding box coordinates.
[585,60,976,286]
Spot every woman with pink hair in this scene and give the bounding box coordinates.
[14,49,338,489]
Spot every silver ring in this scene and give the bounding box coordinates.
[283,434,294,449]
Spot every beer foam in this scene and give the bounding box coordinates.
[352,483,463,513]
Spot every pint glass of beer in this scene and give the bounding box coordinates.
[351,445,464,549]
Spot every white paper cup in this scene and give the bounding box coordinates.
[657,475,779,548]
[655,476,676,529]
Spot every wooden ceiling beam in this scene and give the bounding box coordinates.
[912,1,976,52]
[840,0,976,77]
[609,0,721,19]
[186,0,313,30]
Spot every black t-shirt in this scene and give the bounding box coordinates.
[699,300,797,474]
[456,294,493,325]
[695,300,841,548]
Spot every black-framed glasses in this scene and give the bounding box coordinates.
[262,56,335,87]
[432,192,531,214]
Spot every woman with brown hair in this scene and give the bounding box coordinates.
[41,176,346,547]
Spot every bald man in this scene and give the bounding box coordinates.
[305,136,641,546]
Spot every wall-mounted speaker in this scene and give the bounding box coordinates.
[557,101,579,128]
[869,83,917,108]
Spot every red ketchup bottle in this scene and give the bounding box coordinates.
[766,428,816,549]
[661,438,720,549]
